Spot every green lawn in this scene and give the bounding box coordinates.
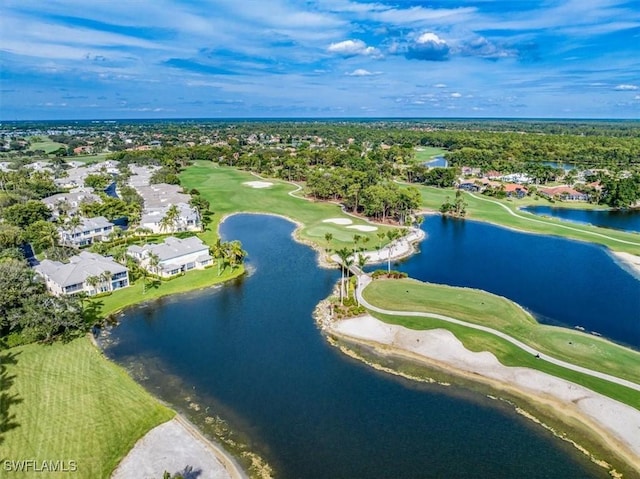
[414,185,640,255]
[413,147,448,162]
[27,138,66,154]
[180,162,395,251]
[1,338,174,479]
[91,265,243,318]
[362,278,640,409]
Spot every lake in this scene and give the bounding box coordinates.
[391,216,639,348]
[423,156,448,168]
[521,205,640,233]
[101,214,617,478]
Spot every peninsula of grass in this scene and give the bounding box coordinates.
[362,278,640,409]
[414,184,640,255]
[1,338,174,479]
[180,161,394,251]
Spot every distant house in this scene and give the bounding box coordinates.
[539,186,590,201]
[501,173,532,184]
[42,187,100,217]
[484,170,502,180]
[35,251,129,296]
[458,181,481,192]
[59,216,115,247]
[127,236,212,278]
[503,183,528,198]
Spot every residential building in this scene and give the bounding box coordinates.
[139,203,201,233]
[59,216,115,246]
[35,251,129,296]
[127,236,212,277]
[539,186,590,201]
[42,187,100,217]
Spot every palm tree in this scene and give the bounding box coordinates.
[85,275,101,295]
[111,245,128,264]
[355,254,368,305]
[386,229,401,273]
[211,238,226,275]
[100,270,112,292]
[324,232,333,252]
[335,247,351,305]
[147,252,160,276]
[160,204,180,233]
[227,241,246,271]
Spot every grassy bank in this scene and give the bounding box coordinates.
[0,338,174,479]
[362,278,640,409]
[415,185,640,255]
[90,265,243,319]
[180,162,394,251]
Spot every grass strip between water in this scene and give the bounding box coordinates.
[362,278,640,410]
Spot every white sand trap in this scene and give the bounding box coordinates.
[347,225,378,232]
[322,218,353,225]
[243,181,273,188]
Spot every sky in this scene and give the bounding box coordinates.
[1,0,639,120]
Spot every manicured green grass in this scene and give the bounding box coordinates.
[362,279,640,408]
[27,139,66,154]
[413,147,448,162]
[1,338,174,478]
[90,265,242,319]
[180,162,394,251]
[414,185,640,255]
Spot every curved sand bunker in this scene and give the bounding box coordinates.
[347,225,378,232]
[243,181,273,188]
[322,218,353,225]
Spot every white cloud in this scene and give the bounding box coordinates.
[614,84,638,91]
[327,39,379,57]
[346,69,375,76]
[451,92,462,98]
[406,32,450,61]
[434,83,447,88]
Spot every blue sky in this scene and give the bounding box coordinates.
[1,0,639,120]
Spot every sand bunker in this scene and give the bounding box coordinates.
[322,218,353,225]
[243,181,273,188]
[347,225,378,232]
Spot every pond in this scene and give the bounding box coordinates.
[101,214,614,478]
[521,205,640,233]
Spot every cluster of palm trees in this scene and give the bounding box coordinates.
[211,238,247,275]
[84,270,113,295]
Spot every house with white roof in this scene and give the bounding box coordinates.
[127,236,212,277]
[35,251,129,296]
[59,216,115,247]
[42,187,101,217]
[139,203,201,234]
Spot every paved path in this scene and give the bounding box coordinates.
[350,272,640,393]
[468,192,640,247]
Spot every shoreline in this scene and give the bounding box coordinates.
[111,415,247,479]
[326,315,640,476]
[610,250,640,278]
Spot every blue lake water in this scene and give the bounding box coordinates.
[521,205,640,233]
[389,216,640,348]
[101,214,621,478]
[423,156,448,167]
[542,161,577,171]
